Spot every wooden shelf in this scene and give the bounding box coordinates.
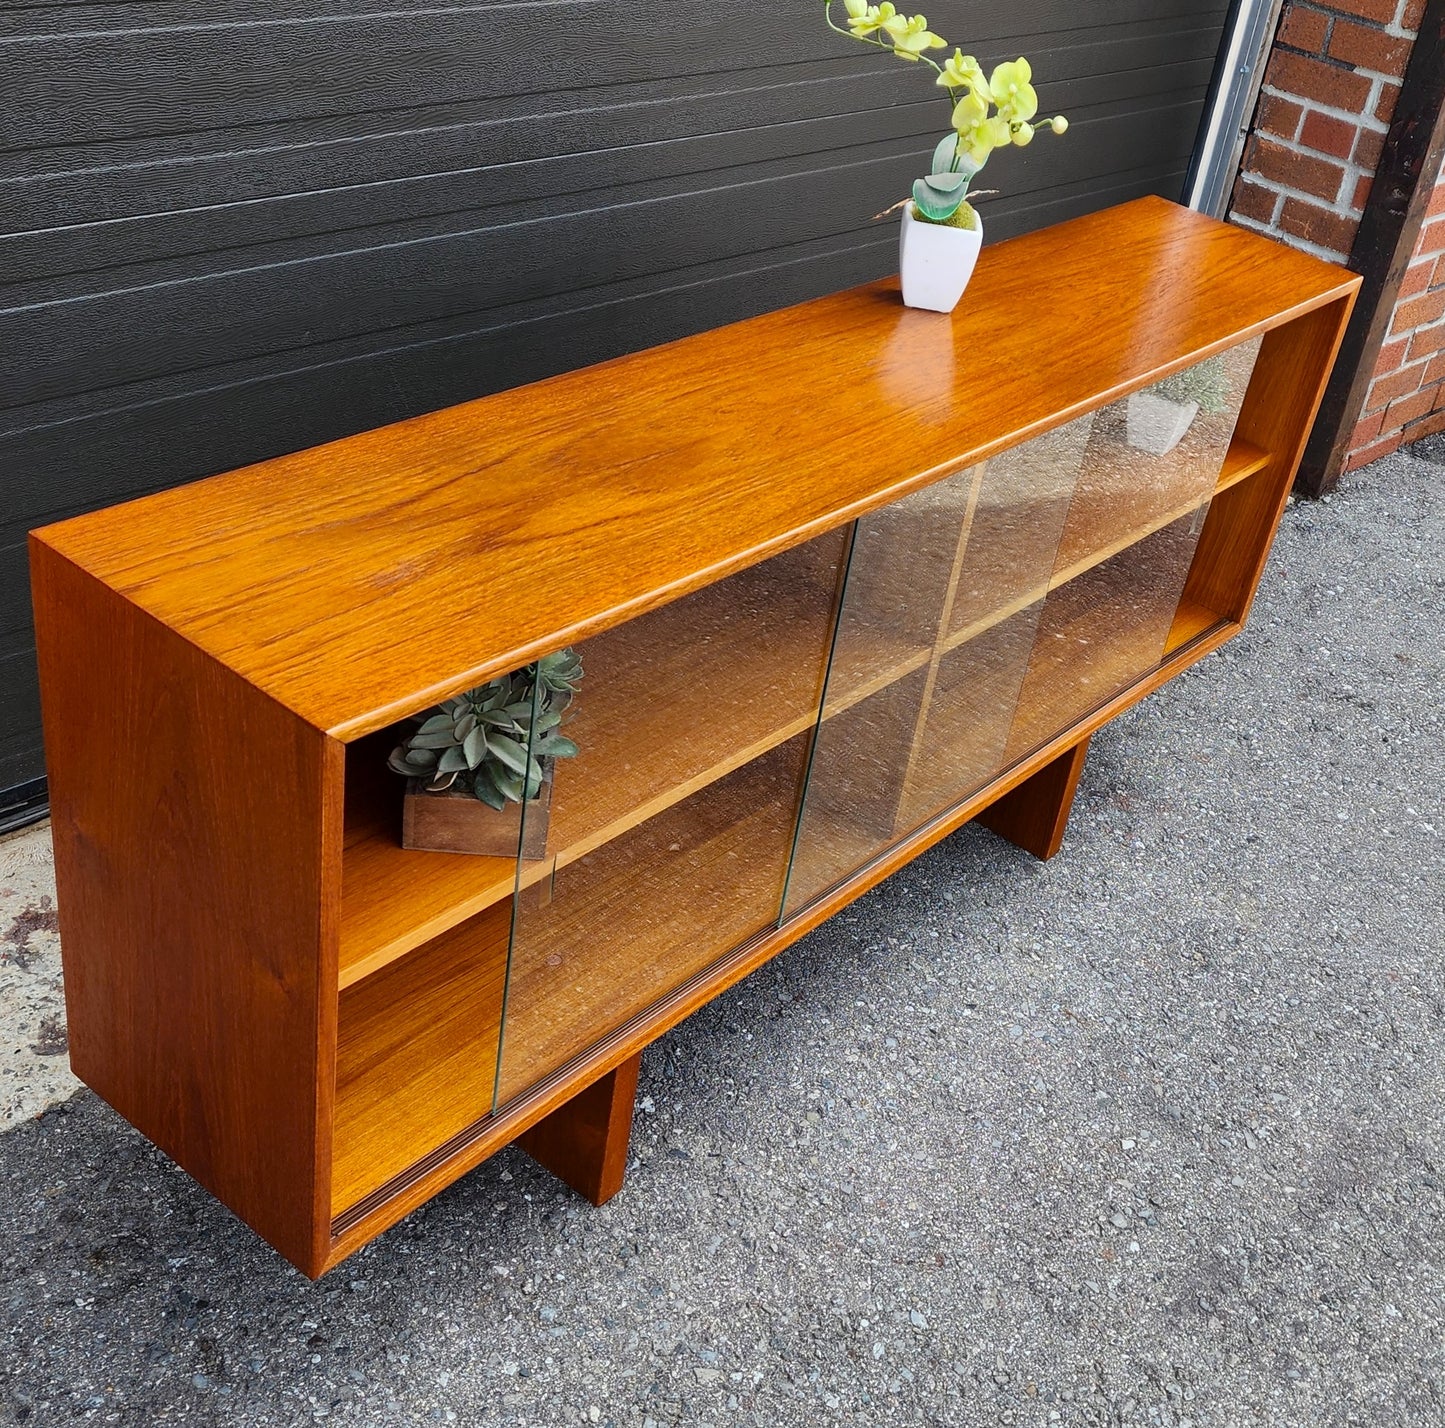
[942,434,1269,658]
[1165,596,1231,653]
[333,896,511,1215]
[1214,436,1273,489]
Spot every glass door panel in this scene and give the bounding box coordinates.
[946,412,1095,643]
[494,531,847,1107]
[1006,509,1209,760]
[784,464,986,915]
[895,413,1097,833]
[1004,337,1261,762]
[897,606,1048,833]
[1052,337,1262,583]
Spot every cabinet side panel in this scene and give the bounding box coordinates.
[1182,296,1356,623]
[30,539,334,1275]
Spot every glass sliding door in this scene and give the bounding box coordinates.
[495,530,848,1106]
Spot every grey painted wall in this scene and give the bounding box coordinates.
[0,0,1231,795]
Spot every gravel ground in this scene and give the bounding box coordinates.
[2,447,1443,1428]
[0,829,76,1130]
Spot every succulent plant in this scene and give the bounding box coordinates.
[388,649,583,810]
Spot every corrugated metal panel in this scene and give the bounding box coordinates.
[0,0,1231,790]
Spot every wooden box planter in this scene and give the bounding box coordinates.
[402,777,552,859]
[29,199,1358,1277]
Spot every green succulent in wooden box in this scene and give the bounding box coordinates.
[388,649,582,809]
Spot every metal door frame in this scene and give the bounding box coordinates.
[1185,0,1289,216]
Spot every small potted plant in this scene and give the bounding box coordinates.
[823,2,1067,312]
[388,649,582,857]
[1126,356,1231,457]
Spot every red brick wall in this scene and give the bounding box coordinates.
[1343,177,1445,467]
[1230,0,1438,472]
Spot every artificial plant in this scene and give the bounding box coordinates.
[824,1,1067,228]
[389,649,583,809]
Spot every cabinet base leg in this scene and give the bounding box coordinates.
[517,1051,642,1206]
[977,737,1091,861]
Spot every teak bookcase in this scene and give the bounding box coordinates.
[30,198,1358,1277]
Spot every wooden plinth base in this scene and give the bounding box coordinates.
[517,1051,642,1205]
[977,737,1091,861]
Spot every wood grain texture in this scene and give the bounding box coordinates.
[29,540,338,1277]
[33,200,1356,748]
[518,1052,642,1206]
[333,898,511,1215]
[976,737,1092,861]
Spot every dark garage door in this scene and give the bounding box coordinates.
[0,0,1234,818]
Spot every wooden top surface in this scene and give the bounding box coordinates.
[34,196,1358,740]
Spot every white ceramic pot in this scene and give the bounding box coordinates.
[1125,391,1199,456]
[899,203,983,313]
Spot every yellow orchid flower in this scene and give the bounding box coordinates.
[1050,114,1069,134]
[989,57,1038,123]
[846,2,894,37]
[883,11,946,59]
[843,0,870,14]
[951,91,1011,166]
[936,49,987,95]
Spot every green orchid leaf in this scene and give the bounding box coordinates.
[912,177,966,222]
[923,170,968,193]
[931,132,959,174]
